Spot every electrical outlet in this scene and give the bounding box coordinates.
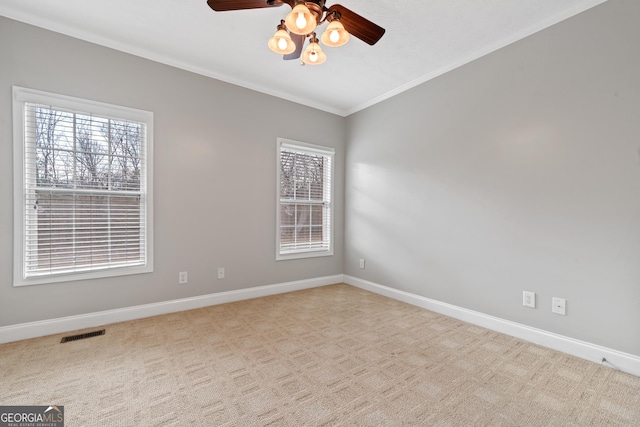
[178,271,188,284]
[523,291,536,308]
[217,267,225,279]
[359,259,365,269]
[552,297,566,315]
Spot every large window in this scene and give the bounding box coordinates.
[277,138,334,260]
[13,87,153,286]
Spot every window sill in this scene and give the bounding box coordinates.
[13,263,153,287]
[276,249,334,261]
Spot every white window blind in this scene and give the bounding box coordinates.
[277,139,334,259]
[13,87,153,285]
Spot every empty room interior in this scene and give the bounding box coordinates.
[1,0,640,425]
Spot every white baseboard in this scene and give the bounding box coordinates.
[344,275,640,378]
[4,274,638,377]
[0,274,343,344]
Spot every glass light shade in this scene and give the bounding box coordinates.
[268,29,296,55]
[320,20,349,47]
[301,41,326,65]
[285,3,317,35]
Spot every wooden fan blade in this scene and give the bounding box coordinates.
[207,0,290,12]
[283,33,305,60]
[328,4,385,45]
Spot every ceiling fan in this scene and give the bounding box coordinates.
[206,0,385,65]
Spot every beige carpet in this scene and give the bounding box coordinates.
[1,283,639,426]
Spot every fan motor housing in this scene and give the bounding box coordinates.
[305,1,325,24]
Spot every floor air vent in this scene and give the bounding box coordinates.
[60,329,105,343]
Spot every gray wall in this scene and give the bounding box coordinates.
[345,0,640,357]
[0,16,345,326]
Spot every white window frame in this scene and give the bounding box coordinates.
[12,86,154,286]
[276,138,334,260]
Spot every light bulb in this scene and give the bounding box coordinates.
[285,4,317,36]
[329,29,340,43]
[302,35,326,64]
[268,27,296,55]
[320,20,349,47]
[296,12,306,30]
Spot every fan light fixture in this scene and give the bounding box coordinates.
[301,33,326,65]
[320,18,349,47]
[275,1,350,65]
[285,3,317,35]
[268,20,296,54]
[207,0,386,67]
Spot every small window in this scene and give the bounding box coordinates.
[277,138,334,260]
[13,87,153,286]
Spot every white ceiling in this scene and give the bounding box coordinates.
[0,0,606,116]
